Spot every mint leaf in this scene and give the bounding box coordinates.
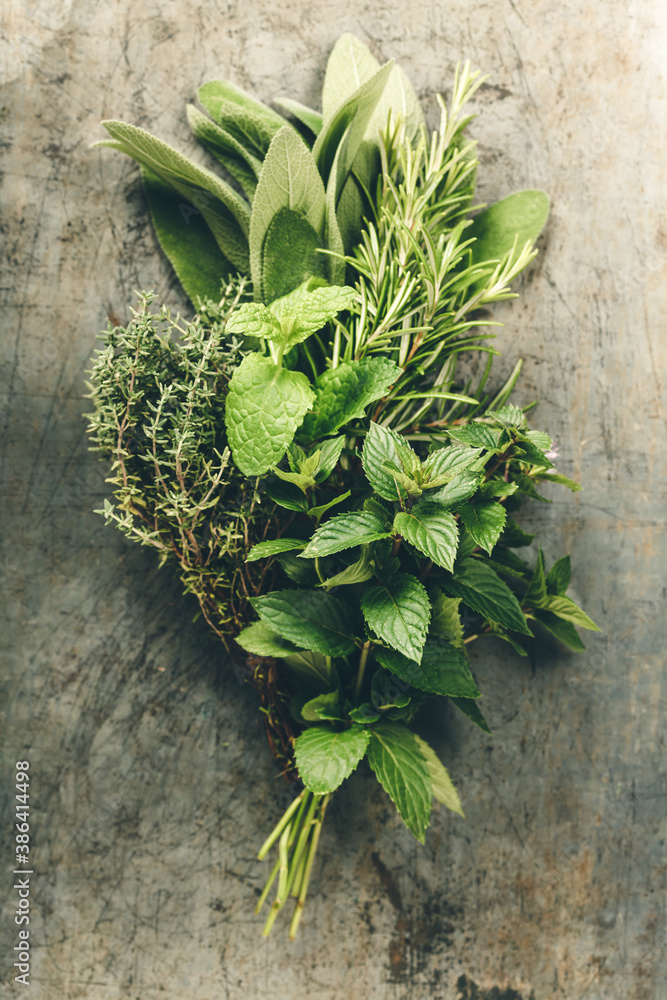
[537,472,582,492]
[226,302,283,340]
[430,471,482,507]
[423,444,484,484]
[300,692,345,722]
[501,519,535,548]
[524,549,548,607]
[486,403,527,428]
[246,538,306,562]
[361,573,431,662]
[458,501,507,555]
[314,436,346,481]
[264,479,309,512]
[367,722,432,842]
[274,284,356,347]
[375,637,480,698]
[429,588,464,649]
[450,697,492,734]
[393,502,459,572]
[546,555,571,595]
[225,354,315,476]
[301,510,391,558]
[249,126,326,301]
[413,734,464,816]
[445,558,532,635]
[447,424,507,452]
[282,650,336,692]
[542,595,600,631]
[301,358,401,440]
[251,589,357,656]
[295,724,370,793]
[235,622,302,658]
[532,610,586,651]
[362,422,411,502]
[321,547,375,590]
[479,479,518,499]
[308,490,352,521]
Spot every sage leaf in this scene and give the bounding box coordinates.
[197,79,285,157]
[457,501,507,555]
[301,511,391,558]
[413,734,464,817]
[251,589,357,657]
[523,549,548,607]
[301,359,401,441]
[469,189,550,272]
[273,97,323,137]
[186,104,261,199]
[445,557,532,635]
[367,722,432,842]
[295,724,370,793]
[361,573,431,663]
[225,354,315,476]
[393,501,459,572]
[375,637,480,699]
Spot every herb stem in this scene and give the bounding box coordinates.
[257,791,304,860]
[354,641,372,703]
[289,794,330,940]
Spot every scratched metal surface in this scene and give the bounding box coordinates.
[1,2,666,998]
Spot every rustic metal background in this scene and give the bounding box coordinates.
[1,2,665,998]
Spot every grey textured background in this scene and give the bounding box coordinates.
[1,2,666,998]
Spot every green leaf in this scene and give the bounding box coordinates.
[524,429,553,450]
[226,302,283,340]
[251,589,357,656]
[249,126,326,301]
[501,519,535,548]
[276,552,319,587]
[324,124,350,285]
[362,421,412,502]
[301,358,401,441]
[423,444,484,485]
[246,538,306,562]
[235,622,302,658]
[487,403,527,428]
[98,121,251,272]
[413,734,464,816]
[225,353,315,476]
[393,501,459,572]
[367,722,432,842]
[314,436,346,482]
[314,60,394,186]
[537,472,582,492]
[371,668,412,710]
[469,190,550,273]
[320,547,375,590]
[429,471,482,508]
[263,210,327,303]
[265,479,310,512]
[446,424,507,452]
[429,588,464,649]
[445,557,532,635]
[479,479,518,499]
[532,609,586,651]
[140,167,233,306]
[308,491,352,521]
[301,510,391,558]
[524,549,548,607]
[450,697,492,734]
[336,140,380,251]
[295,724,370,793]
[488,548,531,579]
[273,284,356,348]
[300,691,345,722]
[273,97,323,137]
[546,555,571,595]
[542,595,600,631]
[361,573,431,662]
[186,104,261,199]
[282,650,335,692]
[376,636,480,699]
[457,501,507,555]
[197,79,285,157]
[348,703,381,724]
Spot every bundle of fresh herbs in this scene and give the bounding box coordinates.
[87,34,598,938]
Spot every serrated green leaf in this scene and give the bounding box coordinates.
[500,519,535,548]
[235,621,302,658]
[479,479,519,499]
[367,722,432,842]
[450,697,492,733]
[271,465,317,494]
[469,190,550,275]
[429,471,482,508]
[301,510,391,558]
[314,59,394,186]
[251,589,357,656]
[282,649,335,691]
[314,436,346,482]
[376,635,480,699]
[320,546,375,590]
[445,557,532,635]
[265,479,310,511]
[546,555,571,596]
[276,551,319,587]
[300,691,345,722]
[487,548,532,579]
[98,120,251,272]
[273,97,323,136]
[447,424,507,452]
[361,573,431,662]
[487,403,527,428]
[348,702,381,724]
[457,501,507,555]
[524,549,548,607]
[308,490,352,521]
[371,667,412,710]
[249,126,326,301]
[225,354,315,475]
[361,421,411,502]
[301,359,401,440]
[393,501,459,572]
[246,538,306,562]
[514,440,554,469]
[226,302,283,340]
[542,595,600,631]
[197,79,285,156]
[423,444,484,484]
[514,473,552,502]
[186,104,261,199]
[532,609,586,651]
[274,284,356,347]
[295,724,370,793]
[413,734,464,816]
[537,472,582,492]
[140,167,233,306]
[429,588,464,649]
